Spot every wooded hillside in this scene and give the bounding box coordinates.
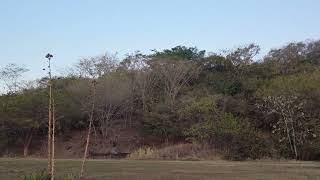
[1,40,319,160]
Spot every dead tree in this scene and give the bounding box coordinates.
[0,63,29,93]
[152,59,200,111]
[79,80,96,179]
[51,98,56,179]
[76,54,118,179]
[45,53,56,180]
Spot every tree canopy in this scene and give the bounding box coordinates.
[1,40,320,160]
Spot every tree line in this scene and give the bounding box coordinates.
[0,40,319,160]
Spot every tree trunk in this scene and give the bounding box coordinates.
[51,98,56,180]
[290,119,298,160]
[23,129,33,157]
[48,81,52,177]
[80,80,96,179]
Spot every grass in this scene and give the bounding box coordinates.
[128,143,218,160]
[0,158,319,180]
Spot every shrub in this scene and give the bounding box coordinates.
[128,147,156,160]
[222,128,271,160]
[17,171,76,180]
[128,143,219,160]
[185,113,271,160]
[17,170,49,180]
[142,110,182,142]
[63,174,76,180]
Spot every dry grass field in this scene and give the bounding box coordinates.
[0,158,319,180]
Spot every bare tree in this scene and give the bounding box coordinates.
[152,59,200,111]
[134,70,157,112]
[76,53,118,78]
[79,80,96,179]
[120,53,156,112]
[0,63,29,93]
[77,53,118,179]
[95,74,131,146]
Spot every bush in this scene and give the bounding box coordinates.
[63,174,76,180]
[17,171,76,180]
[142,109,182,142]
[222,129,271,160]
[17,170,49,180]
[128,147,156,160]
[185,113,271,160]
[299,140,320,160]
[128,143,219,160]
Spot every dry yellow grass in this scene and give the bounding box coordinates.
[128,143,219,160]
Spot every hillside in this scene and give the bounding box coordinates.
[1,40,320,161]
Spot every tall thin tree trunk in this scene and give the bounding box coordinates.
[280,109,294,155]
[51,98,56,180]
[23,129,34,157]
[290,118,298,160]
[46,54,55,180]
[48,81,52,178]
[288,109,299,160]
[284,118,293,152]
[80,80,96,179]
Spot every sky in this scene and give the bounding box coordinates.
[1,0,320,84]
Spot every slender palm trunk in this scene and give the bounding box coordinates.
[80,80,96,179]
[51,98,56,180]
[48,81,52,177]
[46,54,55,180]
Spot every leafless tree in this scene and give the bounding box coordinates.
[77,53,118,179]
[95,74,131,146]
[134,70,158,112]
[79,80,96,179]
[76,53,118,78]
[152,59,200,111]
[121,53,157,112]
[0,63,29,93]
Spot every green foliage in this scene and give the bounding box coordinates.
[17,171,76,180]
[1,41,319,160]
[201,55,233,72]
[62,174,76,180]
[257,68,320,97]
[17,170,49,180]
[151,46,205,61]
[178,96,218,123]
[185,113,270,160]
[53,77,87,131]
[0,88,47,153]
[142,108,180,141]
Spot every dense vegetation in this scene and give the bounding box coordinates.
[1,40,319,160]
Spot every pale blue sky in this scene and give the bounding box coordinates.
[1,0,320,81]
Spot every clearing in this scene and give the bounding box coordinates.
[0,158,319,180]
